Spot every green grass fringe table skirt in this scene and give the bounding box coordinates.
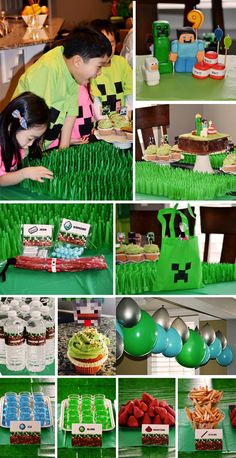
[136,160,236,200]
[21,142,133,201]
[0,203,113,260]
[116,261,236,295]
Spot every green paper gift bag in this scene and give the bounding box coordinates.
[156,205,203,291]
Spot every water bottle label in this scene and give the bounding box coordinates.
[5,332,24,345]
[46,326,55,339]
[27,333,46,346]
[0,325,4,339]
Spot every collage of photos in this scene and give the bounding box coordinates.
[0,1,236,458]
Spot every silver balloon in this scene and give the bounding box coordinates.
[200,323,216,345]
[171,317,190,343]
[116,331,124,360]
[152,306,170,330]
[116,298,141,328]
[216,330,227,350]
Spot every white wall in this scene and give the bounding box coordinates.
[51,0,111,28]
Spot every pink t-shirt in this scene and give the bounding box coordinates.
[0,145,25,177]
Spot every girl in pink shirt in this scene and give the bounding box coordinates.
[0,92,53,186]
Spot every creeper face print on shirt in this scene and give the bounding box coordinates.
[172,262,192,283]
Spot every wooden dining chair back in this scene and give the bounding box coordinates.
[200,206,236,263]
[130,206,196,248]
[136,104,169,161]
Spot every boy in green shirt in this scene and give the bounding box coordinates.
[14,26,112,149]
[90,20,132,119]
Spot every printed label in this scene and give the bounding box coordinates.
[72,424,102,447]
[142,424,169,446]
[195,429,223,451]
[26,332,46,346]
[10,421,41,445]
[5,332,24,346]
[22,224,53,238]
[60,219,90,237]
[46,326,55,340]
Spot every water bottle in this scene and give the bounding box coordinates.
[4,310,25,371]
[9,299,20,312]
[18,304,31,338]
[41,306,55,365]
[0,305,10,364]
[29,300,42,313]
[26,311,46,372]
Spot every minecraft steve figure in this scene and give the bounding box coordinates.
[169,27,204,72]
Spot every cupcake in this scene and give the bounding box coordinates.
[223,153,236,172]
[144,144,157,161]
[116,245,127,263]
[112,115,129,136]
[156,144,172,161]
[170,144,182,161]
[143,244,160,261]
[67,327,110,375]
[126,244,144,262]
[97,118,113,136]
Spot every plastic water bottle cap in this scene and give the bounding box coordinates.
[42,306,49,314]
[8,310,17,317]
[31,311,41,318]
[1,305,9,311]
[21,305,30,312]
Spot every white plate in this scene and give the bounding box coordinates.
[60,398,115,432]
[142,154,184,164]
[94,129,132,144]
[0,395,54,428]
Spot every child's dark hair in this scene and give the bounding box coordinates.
[90,19,116,38]
[63,26,112,60]
[0,91,49,173]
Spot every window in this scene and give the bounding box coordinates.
[148,317,199,376]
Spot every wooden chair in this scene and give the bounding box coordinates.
[136,104,170,161]
[200,207,236,263]
[130,206,196,248]
[136,0,225,55]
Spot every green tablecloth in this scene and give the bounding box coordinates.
[0,251,113,295]
[136,55,236,101]
[119,378,175,457]
[0,379,55,458]
[178,378,236,458]
[0,186,53,201]
[136,193,236,202]
[0,361,55,376]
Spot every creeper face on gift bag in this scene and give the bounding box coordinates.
[172,262,192,283]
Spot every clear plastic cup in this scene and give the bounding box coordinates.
[94,394,105,408]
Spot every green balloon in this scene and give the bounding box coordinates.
[122,310,158,357]
[176,329,206,368]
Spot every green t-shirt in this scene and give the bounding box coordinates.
[14,46,79,149]
[90,55,132,114]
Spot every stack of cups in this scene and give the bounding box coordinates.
[3,392,18,426]
[93,394,109,429]
[19,392,32,421]
[66,394,79,429]
[81,395,93,424]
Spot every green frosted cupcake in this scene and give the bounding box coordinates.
[126,244,144,262]
[98,118,113,136]
[116,245,127,262]
[143,244,160,261]
[156,144,171,161]
[67,327,110,374]
[145,144,157,161]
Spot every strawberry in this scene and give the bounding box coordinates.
[140,401,148,412]
[126,401,134,415]
[149,399,158,408]
[155,406,167,420]
[133,406,144,419]
[148,406,156,417]
[232,416,236,428]
[230,406,236,420]
[119,410,129,426]
[119,405,126,415]
[163,412,175,426]
[153,414,162,424]
[142,392,155,405]
[165,404,176,418]
[133,398,141,407]
[142,413,151,424]
[127,415,139,428]
[159,400,168,408]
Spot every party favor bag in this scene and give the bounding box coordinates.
[156,205,202,291]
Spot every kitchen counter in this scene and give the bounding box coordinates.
[0,17,64,50]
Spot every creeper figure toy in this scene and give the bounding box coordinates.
[170,27,204,72]
[172,262,192,283]
[152,21,173,74]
